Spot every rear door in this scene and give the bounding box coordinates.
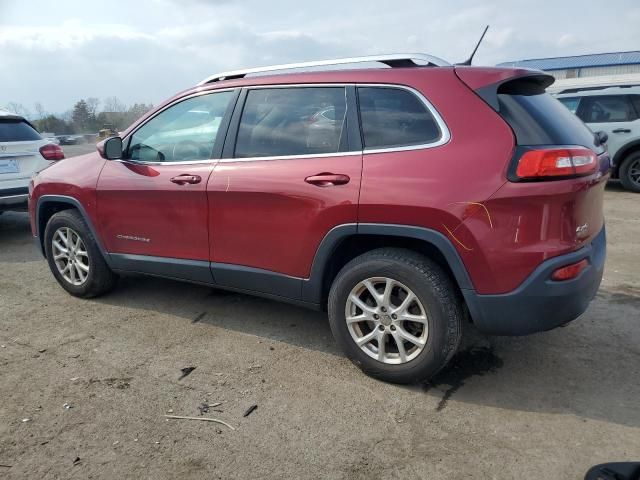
[577,94,639,160]
[0,117,48,193]
[97,90,237,274]
[207,85,362,298]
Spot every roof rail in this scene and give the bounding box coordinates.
[197,53,451,85]
[557,84,640,94]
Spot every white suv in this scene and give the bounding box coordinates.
[556,86,640,192]
[0,110,64,213]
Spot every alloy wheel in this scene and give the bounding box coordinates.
[629,158,640,187]
[52,227,90,286]
[345,277,429,364]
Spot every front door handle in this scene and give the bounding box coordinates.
[170,174,202,185]
[612,128,631,133]
[305,173,350,187]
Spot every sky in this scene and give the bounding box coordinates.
[1,0,639,115]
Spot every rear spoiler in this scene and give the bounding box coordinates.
[454,67,555,111]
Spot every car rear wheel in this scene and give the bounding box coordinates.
[44,209,117,298]
[328,248,463,384]
[620,152,640,193]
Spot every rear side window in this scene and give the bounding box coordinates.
[0,119,42,142]
[235,87,347,158]
[557,97,580,114]
[496,84,598,149]
[579,95,637,123]
[357,87,441,149]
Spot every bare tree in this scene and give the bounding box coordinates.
[34,102,47,119]
[6,102,31,118]
[103,96,126,113]
[86,97,100,118]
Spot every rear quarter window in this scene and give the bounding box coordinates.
[357,87,442,149]
[0,119,42,142]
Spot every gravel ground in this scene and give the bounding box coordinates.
[0,182,638,479]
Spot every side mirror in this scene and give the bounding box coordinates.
[595,130,608,147]
[97,136,123,160]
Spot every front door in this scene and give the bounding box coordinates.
[207,86,362,297]
[97,90,236,278]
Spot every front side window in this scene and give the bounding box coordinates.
[357,87,441,150]
[557,97,581,114]
[579,95,637,123]
[235,87,347,158]
[128,91,233,162]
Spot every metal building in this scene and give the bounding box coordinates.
[497,51,640,92]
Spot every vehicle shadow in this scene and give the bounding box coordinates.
[7,210,640,429]
[0,211,42,263]
[99,274,640,429]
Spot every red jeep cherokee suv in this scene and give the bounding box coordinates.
[29,54,609,383]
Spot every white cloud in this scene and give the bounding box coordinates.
[1,0,639,114]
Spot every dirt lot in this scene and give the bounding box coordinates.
[0,182,638,480]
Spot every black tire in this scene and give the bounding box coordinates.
[328,248,463,384]
[619,151,640,193]
[44,209,117,298]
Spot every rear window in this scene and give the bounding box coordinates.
[357,87,441,149]
[496,80,599,150]
[0,119,42,142]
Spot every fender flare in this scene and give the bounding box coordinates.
[612,139,640,174]
[301,223,475,304]
[35,195,111,266]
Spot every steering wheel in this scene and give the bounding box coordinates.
[172,140,202,161]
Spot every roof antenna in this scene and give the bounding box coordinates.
[458,25,489,66]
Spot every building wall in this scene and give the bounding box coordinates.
[549,64,640,80]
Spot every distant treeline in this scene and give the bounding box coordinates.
[4,98,154,135]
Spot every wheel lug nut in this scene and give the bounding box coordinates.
[380,307,387,312]
[373,314,379,320]
[378,325,384,331]
[390,325,396,331]
[391,314,397,320]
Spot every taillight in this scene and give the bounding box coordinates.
[39,143,65,161]
[516,147,597,179]
[551,259,589,281]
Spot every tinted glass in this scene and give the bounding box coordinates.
[497,92,599,150]
[557,97,580,114]
[632,95,640,117]
[235,87,346,158]
[579,95,637,123]
[0,120,42,142]
[128,91,233,162]
[358,87,441,149]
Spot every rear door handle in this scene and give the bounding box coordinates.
[170,174,202,185]
[612,128,631,133]
[304,173,350,187]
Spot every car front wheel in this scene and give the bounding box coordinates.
[44,209,117,298]
[328,248,463,384]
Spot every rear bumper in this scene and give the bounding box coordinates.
[0,187,29,211]
[464,226,606,335]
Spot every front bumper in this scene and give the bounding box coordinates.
[464,226,606,335]
[0,187,29,211]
